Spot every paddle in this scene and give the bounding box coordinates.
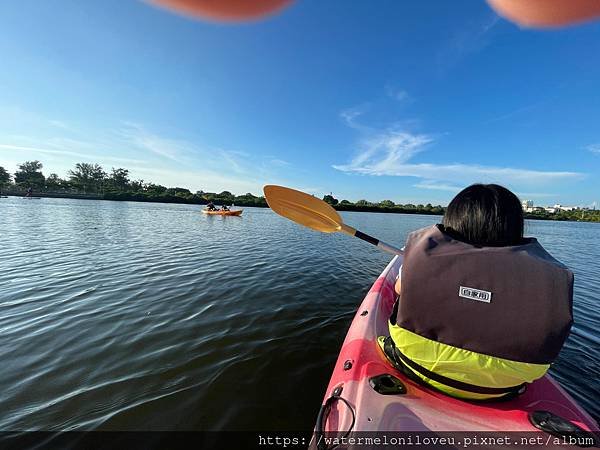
[263,185,403,255]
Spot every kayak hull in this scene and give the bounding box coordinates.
[317,256,598,434]
[201,209,243,216]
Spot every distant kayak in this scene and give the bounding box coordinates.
[202,209,243,216]
[21,197,42,200]
[315,255,598,439]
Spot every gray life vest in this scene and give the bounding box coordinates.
[394,225,573,364]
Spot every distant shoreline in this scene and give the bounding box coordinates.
[3,192,598,223]
[3,160,597,223]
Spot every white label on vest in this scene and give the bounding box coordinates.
[459,286,492,303]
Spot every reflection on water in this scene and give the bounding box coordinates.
[0,197,598,430]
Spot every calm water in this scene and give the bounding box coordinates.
[0,197,598,431]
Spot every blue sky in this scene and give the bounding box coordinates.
[1,0,599,206]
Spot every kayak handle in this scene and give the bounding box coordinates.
[315,385,355,450]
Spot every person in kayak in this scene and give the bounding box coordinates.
[221,204,230,211]
[206,201,217,211]
[381,183,574,401]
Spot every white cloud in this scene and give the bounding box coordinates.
[269,159,291,167]
[337,159,583,185]
[339,106,370,131]
[338,130,433,173]
[485,102,541,124]
[48,120,71,130]
[217,149,249,174]
[128,166,262,194]
[0,143,89,159]
[334,129,584,188]
[413,181,462,192]
[516,192,555,199]
[385,86,409,102]
[586,144,600,154]
[0,120,298,195]
[437,14,500,70]
[119,123,190,163]
[0,143,145,166]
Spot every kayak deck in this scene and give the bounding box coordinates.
[320,256,599,433]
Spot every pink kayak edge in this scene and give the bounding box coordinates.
[319,255,599,433]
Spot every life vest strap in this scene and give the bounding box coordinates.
[384,337,526,396]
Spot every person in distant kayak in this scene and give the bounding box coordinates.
[26,187,33,197]
[381,184,573,401]
[221,205,230,211]
[206,201,216,211]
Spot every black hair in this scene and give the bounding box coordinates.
[442,184,524,247]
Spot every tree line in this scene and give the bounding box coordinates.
[1,160,598,222]
[0,160,447,214]
[0,160,268,206]
[0,161,135,194]
[322,194,445,215]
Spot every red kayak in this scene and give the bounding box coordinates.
[314,256,598,443]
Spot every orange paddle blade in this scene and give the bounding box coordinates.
[263,185,342,233]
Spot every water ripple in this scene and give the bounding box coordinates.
[0,198,598,431]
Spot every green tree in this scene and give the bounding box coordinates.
[339,199,353,206]
[234,192,259,205]
[45,173,63,191]
[14,161,45,188]
[379,200,395,208]
[218,190,235,203]
[0,166,11,188]
[167,187,192,196]
[109,168,130,191]
[92,165,107,192]
[130,179,145,192]
[145,183,168,195]
[355,199,370,206]
[69,163,106,193]
[323,194,339,206]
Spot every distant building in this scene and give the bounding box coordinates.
[521,200,534,213]
[524,202,581,214]
[551,204,578,212]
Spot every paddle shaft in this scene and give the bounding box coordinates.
[340,224,403,255]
